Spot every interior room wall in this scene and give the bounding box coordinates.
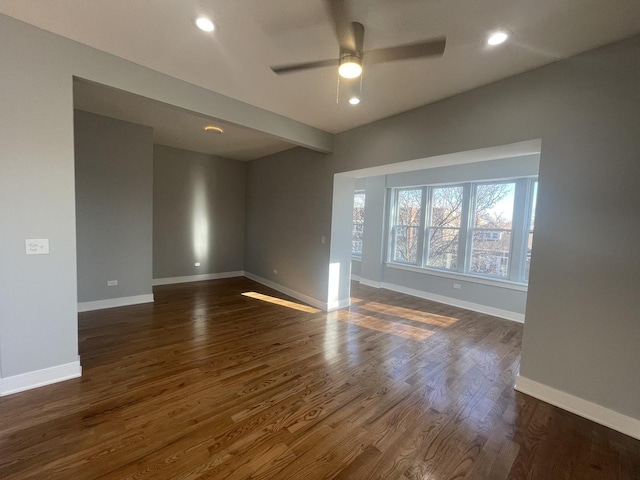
[74,110,153,304]
[245,36,640,423]
[1,20,79,381]
[153,145,246,280]
[245,147,333,304]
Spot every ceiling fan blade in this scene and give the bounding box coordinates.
[352,22,364,53]
[365,37,446,64]
[270,58,339,75]
[325,0,356,51]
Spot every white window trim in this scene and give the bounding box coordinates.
[385,262,528,292]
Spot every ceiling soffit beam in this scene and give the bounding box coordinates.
[0,13,334,155]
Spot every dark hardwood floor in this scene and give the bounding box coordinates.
[1,278,638,479]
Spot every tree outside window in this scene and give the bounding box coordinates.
[393,188,422,264]
[352,191,365,256]
[469,182,515,278]
[425,185,463,270]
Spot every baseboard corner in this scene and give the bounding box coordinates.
[0,361,82,397]
[515,374,640,440]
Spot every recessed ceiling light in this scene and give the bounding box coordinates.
[487,30,509,46]
[196,17,215,32]
[204,125,223,134]
[348,97,361,105]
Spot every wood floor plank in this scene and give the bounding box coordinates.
[0,277,637,479]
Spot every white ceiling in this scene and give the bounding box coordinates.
[2,0,640,156]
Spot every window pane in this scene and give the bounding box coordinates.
[524,231,533,281]
[352,192,365,255]
[530,181,538,230]
[353,192,365,223]
[474,183,515,229]
[394,226,419,264]
[397,189,422,226]
[430,186,463,228]
[470,230,512,277]
[426,228,459,270]
[352,224,364,256]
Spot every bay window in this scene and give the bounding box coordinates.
[389,177,538,284]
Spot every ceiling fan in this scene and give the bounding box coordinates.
[270,0,446,79]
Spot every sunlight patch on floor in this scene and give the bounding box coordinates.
[242,292,320,313]
[360,301,458,327]
[337,311,435,342]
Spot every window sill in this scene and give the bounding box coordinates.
[385,262,528,292]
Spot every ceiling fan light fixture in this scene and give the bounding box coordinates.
[487,30,509,46]
[338,54,362,79]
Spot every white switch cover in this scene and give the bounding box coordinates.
[25,239,49,255]
[107,280,118,287]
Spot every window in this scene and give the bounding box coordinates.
[388,177,538,284]
[425,185,463,270]
[469,182,515,278]
[524,180,538,281]
[392,188,422,264]
[352,191,365,256]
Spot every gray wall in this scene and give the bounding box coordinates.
[245,36,640,420]
[153,145,246,279]
[245,147,333,301]
[351,260,361,278]
[74,111,153,302]
[1,21,79,378]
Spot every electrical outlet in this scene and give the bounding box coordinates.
[273,269,278,274]
[453,283,461,290]
[321,236,326,244]
[107,280,118,287]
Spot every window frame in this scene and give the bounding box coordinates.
[423,183,465,273]
[391,187,424,265]
[521,179,538,282]
[352,190,366,257]
[387,176,538,285]
[465,180,517,280]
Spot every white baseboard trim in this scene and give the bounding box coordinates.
[0,361,82,397]
[153,271,245,286]
[244,272,328,311]
[515,375,640,440]
[78,294,154,312]
[351,274,361,282]
[380,282,524,323]
[360,278,383,289]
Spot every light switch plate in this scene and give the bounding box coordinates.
[25,239,49,255]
